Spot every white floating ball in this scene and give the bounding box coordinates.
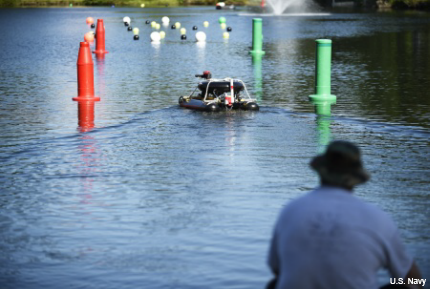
[140,3,145,7]
[195,31,206,42]
[150,31,161,43]
[155,23,161,30]
[133,27,140,35]
[159,31,166,38]
[123,16,131,23]
[161,16,170,24]
[175,22,181,28]
[180,28,186,35]
[223,32,229,39]
[151,21,156,28]
[203,21,209,27]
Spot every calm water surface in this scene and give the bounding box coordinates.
[0,6,429,288]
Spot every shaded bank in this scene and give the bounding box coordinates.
[314,0,430,9]
[387,0,430,9]
[1,0,430,8]
[0,0,246,7]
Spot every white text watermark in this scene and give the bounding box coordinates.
[390,278,426,287]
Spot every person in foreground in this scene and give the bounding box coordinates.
[267,141,423,289]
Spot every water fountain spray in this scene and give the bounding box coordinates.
[265,0,308,15]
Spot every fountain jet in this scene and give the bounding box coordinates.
[265,0,309,15]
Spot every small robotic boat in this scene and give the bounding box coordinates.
[179,71,259,112]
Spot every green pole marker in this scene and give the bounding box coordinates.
[309,39,336,115]
[250,18,265,56]
[311,99,332,116]
[316,115,331,153]
[252,54,263,101]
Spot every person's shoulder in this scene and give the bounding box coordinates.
[277,187,326,215]
[353,195,398,231]
[283,189,317,206]
[314,186,397,226]
[352,194,391,217]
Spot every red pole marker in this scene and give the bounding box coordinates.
[95,53,105,61]
[93,19,108,55]
[73,42,99,129]
[73,42,100,101]
[77,101,95,130]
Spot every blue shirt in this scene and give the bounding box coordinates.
[267,186,413,289]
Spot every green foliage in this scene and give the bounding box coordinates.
[0,0,21,7]
[388,0,430,8]
[83,0,108,6]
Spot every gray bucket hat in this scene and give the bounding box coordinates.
[310,141,370,187]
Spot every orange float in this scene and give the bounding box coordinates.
[86,17,94,24]
[84,32,94,43]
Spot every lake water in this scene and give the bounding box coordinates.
[0,6,429,288]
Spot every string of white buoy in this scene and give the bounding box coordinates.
[121,15,232,43]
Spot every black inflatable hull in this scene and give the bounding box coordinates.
[179,98,219,112]
[198,81,244,95]
[179,97,259,112]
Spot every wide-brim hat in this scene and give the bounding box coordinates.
[310,140,370,187]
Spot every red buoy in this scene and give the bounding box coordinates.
[93,19,108,55]
[73,42,99,129]
[73,42,100,101]
[77,101,95,129]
